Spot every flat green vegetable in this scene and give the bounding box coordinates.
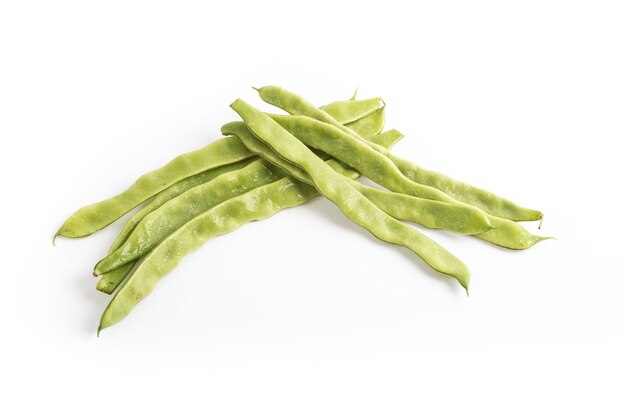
[95,99,388,293]
[258,85,543,223]
[55,137,255,240]
[99,128,408,331]
[271,115,549,249]
[94,159,287,275]
[320,97,382,124]
[98,178,320,333]
[51,86,549,334]
[223,122,493,236]
[230,99,471,290]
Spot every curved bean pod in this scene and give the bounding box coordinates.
[96,261,137,294]
[56,96,381,242]
[96,160,252,294]
[272,115,550,249]
[255,85,361,140]
[258,86,543,223]
[95,100,390,293]
[320,97,382,124]
[474,218,551,249]
[269,114,462,203]
[93,159,286,275]
[111,160,252,255]
[382,152,542,222]
[344,105,386,139]
[222,122,493,236]
[230,99,471,290]
[55,136,255,240]
[367,129,404,149]
[99,128,405,326]
[98,178,320,332]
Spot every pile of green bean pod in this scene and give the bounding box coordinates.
[55,87,549,333]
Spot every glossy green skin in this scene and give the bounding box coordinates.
[98,127,402,331]
[256,85,360,140]
[55,136,254,240]
[95,98,388,294]
[258,85,543,224]
[271,114,460,203]
[99,128,399,280]
[345,105,386,139]
[98,178,320,333]
[320,97,381,124]
[273,115,549,250]
[368,129,404,149]
[96,160,252,294]
[94,159,287,275]
[56,96,379,242]
[352,183,492,235]
[223,122,492,236]
[97,263,135,295]
[384,151,542,222]
[475,218,550,249]
[231,99,471,290]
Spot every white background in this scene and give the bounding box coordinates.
[1,0,625,415]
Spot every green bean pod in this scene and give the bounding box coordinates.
[55,137,255,240]
[97,128,403,279]
[93,159,287,276]
[223,122,493,236]
[257,86,543,223]
[96,160,251,294]
[255,85,360,140]
[320,97,382,124]
[56,95,381,243]
[230,99,471,290]
[269,114,462,203]
[344,105,386,139]
[98,128,405,328]
[474,218,551,249]
[95,98,390,293]
[382,152,542,222]
[98,178,321,332]
[368,129,404,150]
[96,261,137,294]
[274,115,552,249]
[112,160,252,255]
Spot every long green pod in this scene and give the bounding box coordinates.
[255,85,361,140]
[97,263,134,295]
[99,129,405,329]
[474,218,550,249]
[55,137,255,240]
[272,115,548,249]
[115,160,252,249]
[322,142,547,249]
[94,159,287,275]
[98,178,321,332]
[320,97,382,124]
[96,160,252,294]
[98,129,403,278]
[351,182,493,235]
[222,122,492,236]
[56,97,381,242]
[269,114,461,203]
[230,99,471,290]
[368,129,404,149]
[96,100,390,293]
[381,151,542,222]
[97,260,145,294]
[257,86,542,223]
[344,105,386,139]
[119,98,382,243]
